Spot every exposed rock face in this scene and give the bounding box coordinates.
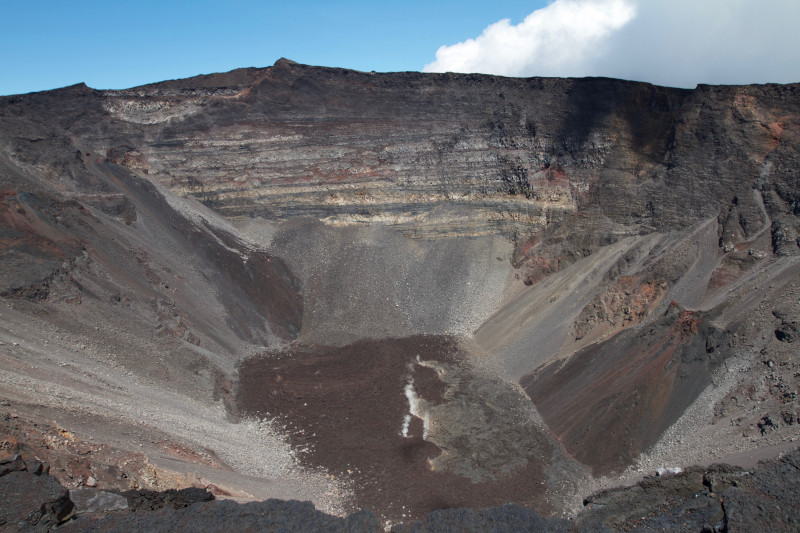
[1,60,800,525]
[97,61,800,264]
[391,504,572,532]
[577,448,800,531]
[7,445,800,532]
[0,472,74,531]
[7,60,797,251]
[58,499,381,533]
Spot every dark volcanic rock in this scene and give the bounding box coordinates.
[577,448,800,532]
[0,472,74,531]
[723,448,800,530]
[60,499,380,533]
[773,308,798,343]
[4,447,800,532]
[390,504,573,533]
[0,452,26,476]
[122,486,215,511]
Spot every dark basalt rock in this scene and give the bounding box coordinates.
[121,486,215,512]
[390,504,572,533]
[59,499,381,533]
[0,452,26,476]
[773,309,798,343]
[577,448,800,532]
[10,447,800,532]
[0,472,74,531]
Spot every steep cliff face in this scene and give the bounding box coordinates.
[102,61,800,254]
[0,61,799,524]
[4,59,798,263]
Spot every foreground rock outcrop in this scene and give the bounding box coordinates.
[4,442,800,531]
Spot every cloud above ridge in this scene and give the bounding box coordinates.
[423,0,800,88]
[424,0,636,78]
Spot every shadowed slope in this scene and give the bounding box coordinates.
[523,303,725,475]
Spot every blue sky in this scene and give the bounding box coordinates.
[2,1,798,95]
[1,1,544,95]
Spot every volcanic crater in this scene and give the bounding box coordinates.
[1,59,800,528]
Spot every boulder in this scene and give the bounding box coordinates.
[69,488,129,514]
[0,472,74,531]
[0,452,26,477]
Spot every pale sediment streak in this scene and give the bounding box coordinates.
[401,414,412,438]
[401,376,430,439]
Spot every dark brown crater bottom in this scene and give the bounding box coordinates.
[236,335,563,523]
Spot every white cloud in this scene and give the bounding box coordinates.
[423,0,637,78]
[424,0,800,87]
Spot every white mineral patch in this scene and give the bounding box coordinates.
[402,377,430,440]
[401,414,412,437]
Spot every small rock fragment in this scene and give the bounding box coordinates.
[70,488,129,514]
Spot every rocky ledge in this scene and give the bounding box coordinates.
[3,433,799,532]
